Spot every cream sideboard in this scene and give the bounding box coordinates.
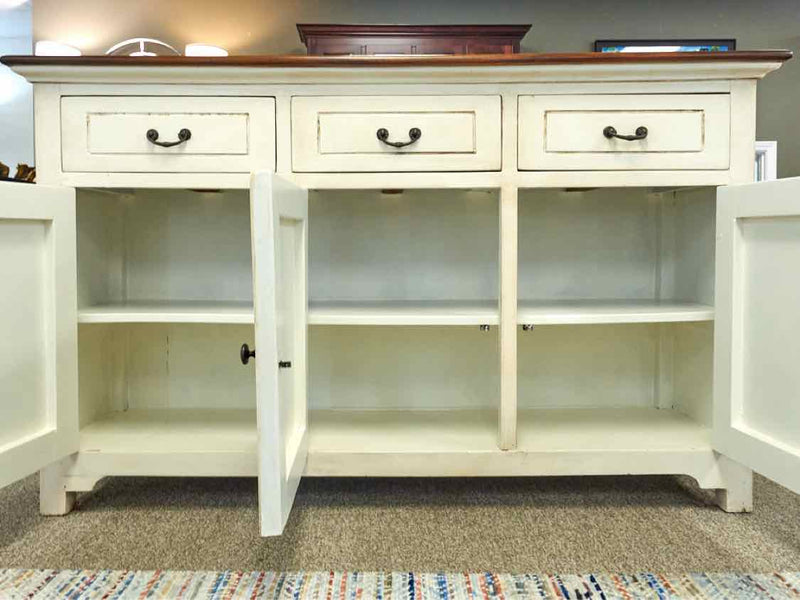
[0,52,798,536]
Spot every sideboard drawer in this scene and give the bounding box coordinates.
[61,96,275,173]
[292,95,501,172]
[518,94,730,171]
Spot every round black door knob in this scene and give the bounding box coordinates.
[240,343,255,365]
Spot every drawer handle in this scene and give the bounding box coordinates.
[146,128,192,148]
[376,127,422,148]
[603,125,648,141]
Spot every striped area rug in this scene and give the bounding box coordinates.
[1,570,799,599]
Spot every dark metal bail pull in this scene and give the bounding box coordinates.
[603,125,648,141]
[146,128,192,148]
[376,127,422,148]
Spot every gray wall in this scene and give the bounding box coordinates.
[0,1,33,169]
[31,0,800,176]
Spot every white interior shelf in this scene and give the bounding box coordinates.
[516,407,710,451]
[517,299,714,325]
[308,409,499,454]
[78,301,256,324]
[79,409,257,455]
[308,299,498,326]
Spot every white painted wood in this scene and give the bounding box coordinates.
[80,409,256,455]
[309,326,498,411]
[8,61,784,86]
[714,177,800,495]
[77,188,253,309]
[304,407,719,482]
[61,96,276,173]
[39,459,76,516]
[55,407,720,487]
[499,184,518,450]
[7,57,788,523]
[0,182,79,490]
[714,454,754,513]
[78,300,254,324]
[77,323,256,414]
[519,94,731,171]
[519,323,660,410]
[251,172,309,536]
[49,169,739,190]
[309,300,497,326]
[70,409,257,477]
[729,80,758,184]
[517,300,714,325]
[292,96,501,172]
[33,84,62,185]
[309,189,498,306]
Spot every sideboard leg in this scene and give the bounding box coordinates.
[714,455,753,513]
[39,461,76,516]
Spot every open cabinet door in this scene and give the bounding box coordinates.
[0,182,78,489]
[714,177,800,494]
[250,173,309,536]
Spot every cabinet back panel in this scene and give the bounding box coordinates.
[77,189,252,306]
[78,323,256,419]
[663,188,716,306]
[309,189,499,302]
[518,188,715,304]
[518,324,658,409]
[673,321,714,426]
[309,326,499,410]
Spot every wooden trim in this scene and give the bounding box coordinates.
[297,24,532,44]
[1,50,791,69]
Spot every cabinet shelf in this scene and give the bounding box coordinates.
[516,407,710,451]
[303,406,712,476]
[72,407,710,478]
[78,301,255,324]
[308,299,498,326]
[74,409,258,477]
[517,299,714,325]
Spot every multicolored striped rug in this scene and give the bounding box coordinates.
[1,570,799,599]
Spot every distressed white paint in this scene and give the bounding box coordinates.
[713,177,800,495]
[251,172,309,536]
[7,56,792,533]
[292,95,501,172]
[0,182,78,490]
[61,96,276,173]
[519,94,731,171]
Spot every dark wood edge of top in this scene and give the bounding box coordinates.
[1,50,792,69]
[296,24,533,43]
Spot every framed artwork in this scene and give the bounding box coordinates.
[594,39,736,53]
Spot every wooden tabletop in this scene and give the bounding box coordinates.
[1,50,792,69]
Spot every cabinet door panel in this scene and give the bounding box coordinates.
[0,183,78,488]
[250,173,309,536]
[714,177,800,493]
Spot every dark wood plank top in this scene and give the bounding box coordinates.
[1,50,792,69]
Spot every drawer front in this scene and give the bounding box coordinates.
[292,95,501,172]
[61,96,275,173]
[518,94,730,171]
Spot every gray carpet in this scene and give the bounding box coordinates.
[0,474,798,573]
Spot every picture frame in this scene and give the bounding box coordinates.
[594,39,736,53]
